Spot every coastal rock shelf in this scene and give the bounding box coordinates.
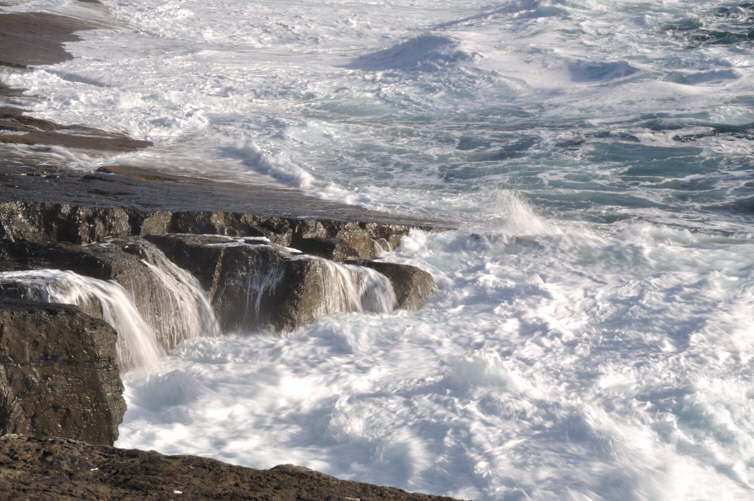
[0,5,457,499]
[0,435,458,500]
[0,210,438,330]
[0,199,429,258]
[0,198,445,498]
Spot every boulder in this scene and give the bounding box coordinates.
[0,435,460,500]
[146,234,397,332]
[0,303,125,445]
[348,260,435,311]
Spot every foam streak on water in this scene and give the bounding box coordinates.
[3,0,754,499]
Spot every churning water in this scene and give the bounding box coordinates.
[3,0,754,499]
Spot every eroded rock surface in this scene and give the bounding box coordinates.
[146,234,398,332]
[0,304,124,446]
[0,435,460,501]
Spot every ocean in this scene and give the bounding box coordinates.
[3,0,754,499]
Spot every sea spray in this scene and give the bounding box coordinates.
[0,270,163,372]
[491,190,558,236]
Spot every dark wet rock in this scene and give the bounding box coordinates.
[0,303,124,446]
[140,234,233,293]
[164,211,403,259]
[0,435,459,501]
[348,260,435,311]
[146,234,398,332]
[0,117,154,152]
[0,200,429,259]
[0,238,210,355]
[0,201,133,244]
[291,237,360,261]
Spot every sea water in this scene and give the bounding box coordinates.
[2,0,754,499]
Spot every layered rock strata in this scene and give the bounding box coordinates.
[0,199,429,259]
[146,233,429,332]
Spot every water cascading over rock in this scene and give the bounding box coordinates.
[126,241,220,349]
[0,238,221,368]
[145,234,400,332]
[213,245,398,332]
[0,270,163,372]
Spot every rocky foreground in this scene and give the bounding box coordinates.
[0,4,460,500]
[0,435,458,501]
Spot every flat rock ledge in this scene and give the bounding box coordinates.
[0,435,461,501]
[0,199,439,260]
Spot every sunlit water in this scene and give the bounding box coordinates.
[2,0,754,499]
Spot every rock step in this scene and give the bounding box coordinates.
[0,238,219,366]
[347,260,435,311]
[0,234,434,336]
[0,303,125,446]
[147,234,433,332]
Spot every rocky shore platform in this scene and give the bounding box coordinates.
[0,5,459,500]
[0,435,458,501]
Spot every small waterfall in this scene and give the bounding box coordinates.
[0,269,163,372]
[137,249,221,348]
[226,248,397,331]
[292,255,397,316]
[243,257,285,323]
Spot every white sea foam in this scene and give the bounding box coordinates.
[118,221,754,500]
